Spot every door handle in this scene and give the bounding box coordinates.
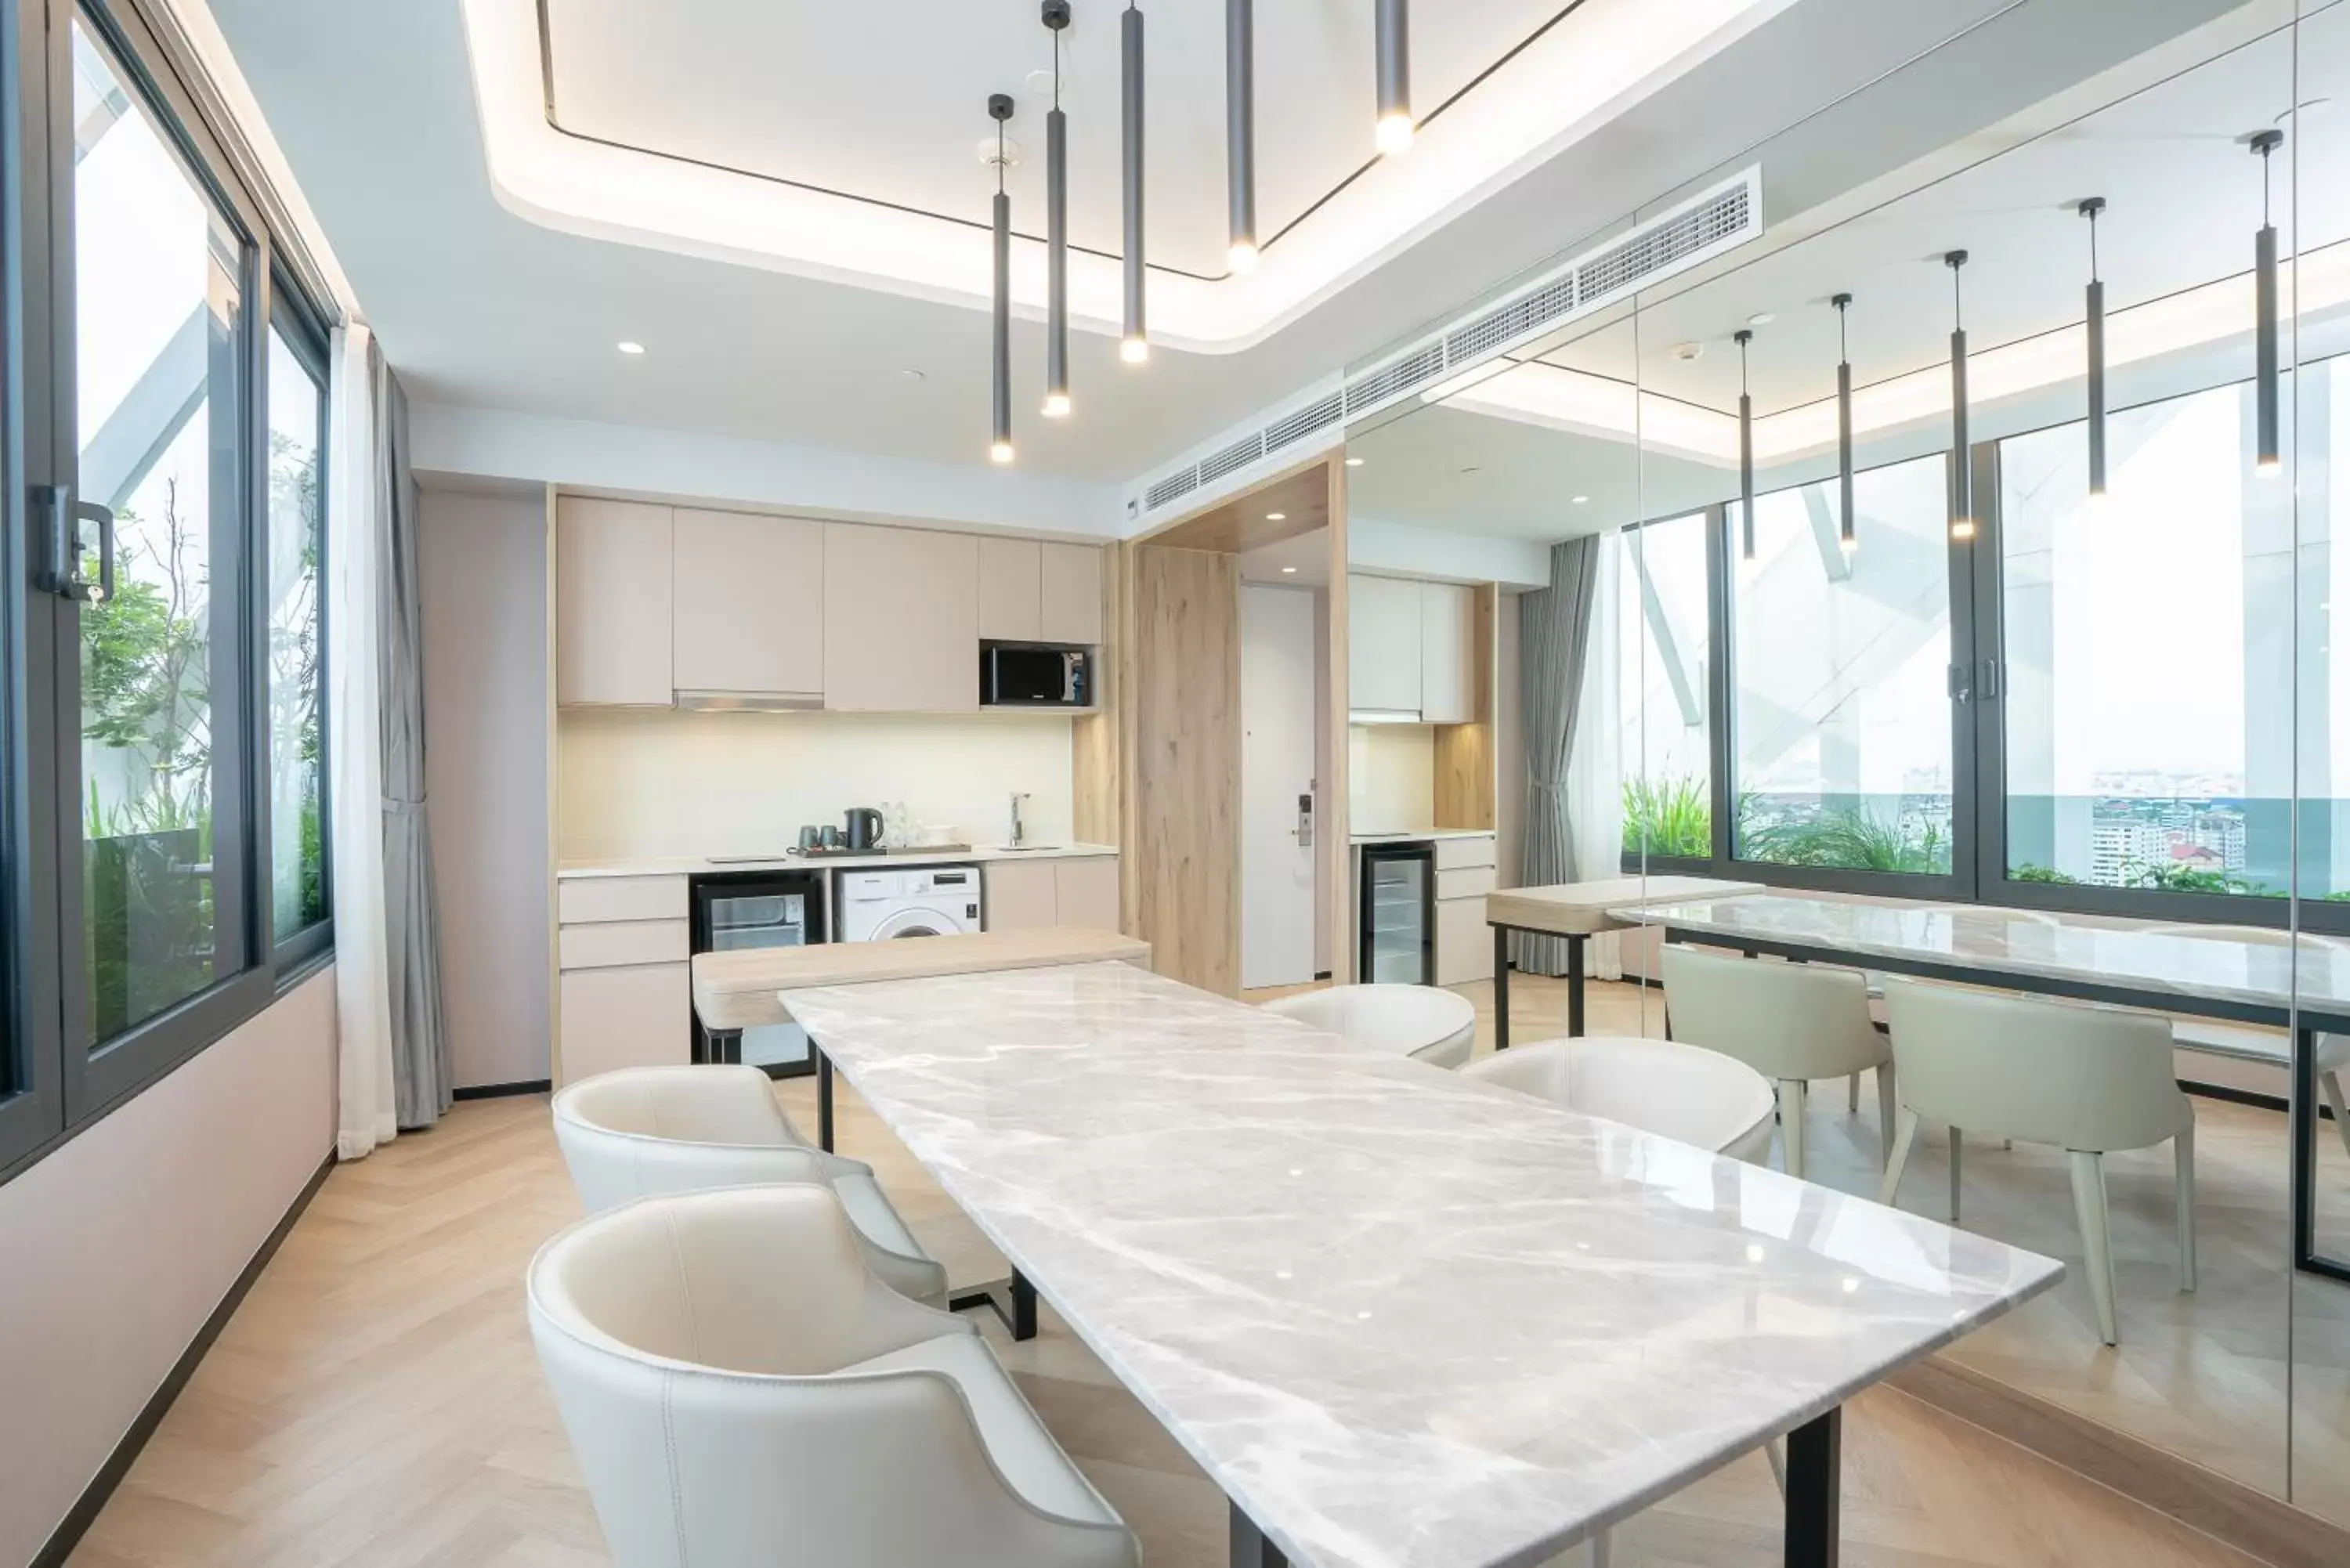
[37,484,117,603]
[1294,792,1314,848]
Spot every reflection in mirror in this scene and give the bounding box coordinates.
[1344,0,2349,1530]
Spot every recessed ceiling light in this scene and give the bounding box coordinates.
[1748,311,1776,327]
[897,368,926,383]
[1345,457,1365,468]
[1266,511,1286,521]
[1669,341,1703,361]
[616,341,645,355]
[1571,494,1589,504]
[1281,565,1298,574]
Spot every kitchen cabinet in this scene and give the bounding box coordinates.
[982,854,1121,933]
[672,509,824,699]
[557,498,673,706]
[1347,573,1423,716]
[822,523,982,712]
[557,873,689,925]
[1419,582,1474,724]
[978,537,1044,642]
[559,963,690,1084]
[1432,833,1497,986]
[1039,542,1104,645]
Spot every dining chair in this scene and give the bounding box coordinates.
[1462,1035,1777,1164]
[1260,982,1477,1069]
[2144,923,2350,1162]
[553,1064,948,1306]
[528,1184,1139,1568]
[1879,978,2194,1347]
[1657,944,1896,1179]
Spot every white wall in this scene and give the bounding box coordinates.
[559,709,1078,863]
[1349,724,1437,834]
[410,402,1123,541]
[1349,515,1552,590]
[420,489,553,1089]
[0,971,337,1566]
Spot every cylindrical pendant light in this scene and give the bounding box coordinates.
[989,93,1015,464]
[2252,129,2283,475]
[1832,293,1855,555]
[1043,2,1072,418]
[1947,250,1974,540]
[1120,2,1149,363]
[1735,327,1755,561]
[1375,0,1413,156]
[2078,197,2106,500]
[1227,0,1257,273]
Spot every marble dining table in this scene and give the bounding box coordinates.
[782,960,2061,1568]
[1616,893,2350,1283]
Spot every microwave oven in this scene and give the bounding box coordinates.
[981,642,1091,708]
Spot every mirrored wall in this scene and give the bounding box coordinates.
[1344,0,2348,1523]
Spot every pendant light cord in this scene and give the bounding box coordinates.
[2088,204,2099,280]
[996,117,1006,197]
[1951,258,1964,330]
[1837,295,1848,359]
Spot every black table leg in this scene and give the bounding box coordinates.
[816,1049,835,1152]
[1230,1502,1288,1566]
[1784,1407,1842,1567]
[1010,1269,1038,1342]
[1567,933,1587,1038]
[1493,924,1512,1051]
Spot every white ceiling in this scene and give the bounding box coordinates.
[208,0,2214,489]
[1351,0,2326,542]
[541,0,1567,281]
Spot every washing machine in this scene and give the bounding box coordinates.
[835,865,984,941]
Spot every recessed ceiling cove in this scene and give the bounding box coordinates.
[459,0,1799,352]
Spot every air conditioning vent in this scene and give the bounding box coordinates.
[1198,432,1266,484]
[1264,392,1344,454]
[1145,467,1202,511]
[1579,179,1750,304]
[1446,273,1578,368]
[1345,342,1447,414]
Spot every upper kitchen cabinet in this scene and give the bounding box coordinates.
[1347,573,1422,717]
[823,523,981,712]
[557,497,673,706]
[672,510,825,701]
[978,537,1104,646]
[1418,582,1474,724]
[1039,542,1104,645]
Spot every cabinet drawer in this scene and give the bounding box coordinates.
[559,919,690,970]
[559,963,689,1085]
[559,875,689,924]
[1437,865,1495,901]
[1434,836,1496,871]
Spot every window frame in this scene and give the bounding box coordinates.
[0,0,337,1186]
[264,278,331,974]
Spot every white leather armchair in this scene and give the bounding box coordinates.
[553,1064,947,1307]
[1260,983,1477,1068]
[1462,1035,1776,1164]
[1658,945,1896,1178]
[1880,978,2194,1347]
[528,1184,1138,1568]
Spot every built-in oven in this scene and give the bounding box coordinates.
[981,641,1091,707]
[689,869,827,1077]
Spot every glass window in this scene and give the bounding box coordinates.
[73,17,244,1042]
[266,324,326,942]
[1730,454,1954,874]
[1999,381,2281,896]
[1618,511,1712,858]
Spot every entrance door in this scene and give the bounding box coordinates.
[1241,584,1318,988]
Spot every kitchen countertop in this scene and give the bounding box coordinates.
[692,925,1151,1032]
[1347,827,1496,844]
[558,842,1121,880]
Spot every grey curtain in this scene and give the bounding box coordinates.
[1515,536,1600,977]
[373,345,450,1128]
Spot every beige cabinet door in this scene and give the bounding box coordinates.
[558,963,689,1085]
[557,498,673,706]
[978,537,1043,642]
[822,524,982,711]
[1054,856,1122,931]
[983,860,1058,931]
[672,509,824,697]
[1347,573,1422,714]
[1419,582,1473,723]
[1434,898,1495,985]
[1039,543,1104,645]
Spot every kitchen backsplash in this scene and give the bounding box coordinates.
[559,707,1076,862]
[1348,722,1436,833]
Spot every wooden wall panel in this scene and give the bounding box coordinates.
[1324,464,1352,984]
[1433,583,1498,832]
[1072,539,1124,857]
[1130,545,1242,993]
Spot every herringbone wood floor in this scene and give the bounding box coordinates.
[67,978,2277,1568]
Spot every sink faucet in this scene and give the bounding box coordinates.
[1010,791,1031,849]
